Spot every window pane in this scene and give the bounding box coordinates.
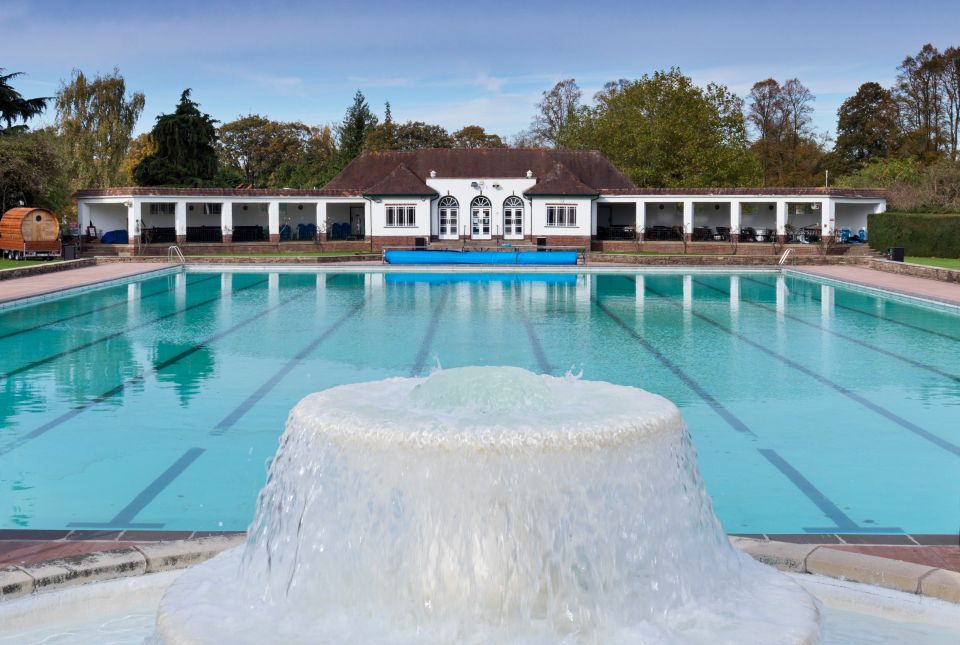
[387,207,395,227]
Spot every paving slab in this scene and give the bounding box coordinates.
[794,265,960,306]
[0,262,174,304]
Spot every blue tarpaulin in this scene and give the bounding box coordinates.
[384,250,578,265]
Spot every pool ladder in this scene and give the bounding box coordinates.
[778,248,794,266]
[167,245,186,264]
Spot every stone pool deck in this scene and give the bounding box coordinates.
[794,265,960,306]
[0,262,174,305]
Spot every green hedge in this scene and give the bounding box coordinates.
[868,212,960,258]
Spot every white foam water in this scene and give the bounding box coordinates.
[155,367,820,643]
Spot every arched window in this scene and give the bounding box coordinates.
[438,196,459,238]
[503,196,524,238]
[470,196,492,238]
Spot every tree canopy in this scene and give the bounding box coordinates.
[0,69,48,135]
[55,68,145,189]
[833,82,900,172]
[336,90,378,167]
[452,125,504,148]
[133,89,219,186]
[218,115,312,187]
[563,69,759,187]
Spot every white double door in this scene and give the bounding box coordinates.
[471,205,491,240]
[439,206,458,240]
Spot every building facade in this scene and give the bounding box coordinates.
[74,148,887,251]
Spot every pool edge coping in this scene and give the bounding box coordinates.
[1,535,957,605]
[782,268,960,314]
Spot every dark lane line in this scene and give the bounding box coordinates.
[67,448,206,529]
[513,286,554,374]
[758,449,902,534]
[592,296,756,437]
[693,278,960,384]
[410,285,450,377]
[0,273,220,342]
[636,277,960,457]
[212,298,368,434]
[0,276,269,383]
[0,284,313,457]
[743,274,960,342]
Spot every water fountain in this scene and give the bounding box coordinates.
[154,366,820,643]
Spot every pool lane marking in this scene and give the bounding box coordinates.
[211,298,368,434]
[692,278,960,384]
[742,274,960,343]
[0,275,270,383]
[409,284,451,377]
[0,284,314,457]
[757,449,902,534]
[513,287,554,375]
[66,448,205,529]
[635,277,960,458]
[0,273,220,342]
[591,296,757,437]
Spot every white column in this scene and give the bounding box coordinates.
[590,201,598,237]
[317,201,327,238]
[78,201,91,235]
[821,199,835,238]
[268,202,280,240]
[682,199,694,237]
[174,201,187,241]
[730,200,741,235]
[363,201,372,240]
[126,200,138,241]
[221,202,233,240]
[775,200,787,237]
[636,201,646,239]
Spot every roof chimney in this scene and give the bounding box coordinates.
[430,170,437,178]
[526,170,533,178]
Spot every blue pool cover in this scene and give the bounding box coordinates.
[384,249,578,265]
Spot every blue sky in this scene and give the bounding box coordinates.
[4,0,957,141]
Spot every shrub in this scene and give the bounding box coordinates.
[868,212,960,257]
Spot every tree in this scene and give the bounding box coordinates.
[747,77,822,185]
[119,133,156,184]
[218,115,312,186]
[529,78,581,146]
[564,68,759,187]
[0,128,68,213]
[834,82,901,171]
[896,44,945,160]
[55,68,145,189]
[942,47,960,161]
[272,126,338,188]
[365,120,452,151]
[452,125,504,148]
[336,90,378,166]
[0,69,49,135]
[133,89,219,186]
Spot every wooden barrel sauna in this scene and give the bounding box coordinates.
[0,207,62,260]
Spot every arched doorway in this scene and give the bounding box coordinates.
[438,196,459,240]
[471,196,492,240]
[503,195,524,240]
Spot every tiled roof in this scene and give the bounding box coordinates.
[323,148,638,195]
[523,163,599,196]
[602,187,888,198]
[72,187,356,198]
[363,163,438,197]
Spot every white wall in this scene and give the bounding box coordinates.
[231,203,269,227]
[530,197,593,237]
[426,177,537,238]
[86,203,128,236]
[644,202,682,228]
[835,202,873,233]
[185,203,221,227]
[692,202,730,230]
[138,202,176,229]
[740,204,777,230]
[370,198,431,237]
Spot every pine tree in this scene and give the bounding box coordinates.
[133,89,219,186]
[336,90,378,166]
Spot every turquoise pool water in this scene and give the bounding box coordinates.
[1,268,957,535]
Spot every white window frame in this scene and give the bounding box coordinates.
[149,203,176,216]
[546,204,577,227]
[385,204,417,228]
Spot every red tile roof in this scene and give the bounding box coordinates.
[523,163,599,196]
[363,163,438,197]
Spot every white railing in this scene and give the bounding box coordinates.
[778,248,793,266]
[167,245,186,264]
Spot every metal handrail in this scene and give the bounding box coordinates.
[778,248,793,266]
[167,245,186,264]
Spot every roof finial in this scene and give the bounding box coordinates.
[430,170,437,178]
[526,170,533,178]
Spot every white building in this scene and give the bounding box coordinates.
[74,148,886,251]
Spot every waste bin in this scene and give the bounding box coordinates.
[536,237,547,251]
[62,244,77,260]
[887,247,904,262]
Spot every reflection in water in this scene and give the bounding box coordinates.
[152,341,216,406]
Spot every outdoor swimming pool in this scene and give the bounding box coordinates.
[0,267,957,535]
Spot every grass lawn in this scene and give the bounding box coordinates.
[0,259,52,270]
[905,256,960,270]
